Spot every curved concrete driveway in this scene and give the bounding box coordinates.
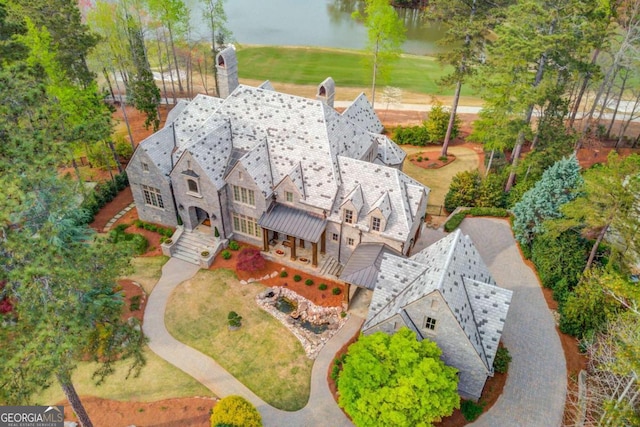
[142,259,359,427]
[461,218,566,427]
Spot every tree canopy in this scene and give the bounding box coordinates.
[337,328,460,427]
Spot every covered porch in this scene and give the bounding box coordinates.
[258,204,327,268]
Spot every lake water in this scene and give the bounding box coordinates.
[186,0,446,55]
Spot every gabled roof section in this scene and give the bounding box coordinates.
[375,135,407,167]
[364,230,513,372]
[172,94,224,145]
[368,191,392,220]
[333,157,427,241]
[341,93,383,133]
[137,124,176,175]
[177,121,233,188]
[165,100,189,125]
[236,139,274,197]
[258,80,275,91]
[340,184,364,213]
[287,162,306,198]
[341,243,402,290]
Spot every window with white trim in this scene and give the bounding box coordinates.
[285,191,294,203]
[344,209,354,224]
[347,237,355,246]
[142,185,164,209]
[371,217,381,232]
[425,317,437,331]
[233,185,255,207]
[187,179,199,193]
[232,213,262,238]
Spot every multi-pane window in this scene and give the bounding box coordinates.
[142,185,164,208]
[187,179,199,193]
[344,209,354,224]
[232,213,262,238]
[142,162,149,172]
[332,233,339,241]
[285,191,294,203]
[425,317,437,331]
[347,237,355,246]
[233,185,255,206]
[372,217,381,232]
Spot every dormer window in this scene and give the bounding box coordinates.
[187,179,198,193]
[371,217,381,232]
[344,209,354,224]
[285,191,294,203]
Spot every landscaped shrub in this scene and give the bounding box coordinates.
[531,230,588,290]
[236,248,266,272]
[221,250,232,260]
[129,295,142,312]
[493,347,511,374]
[107,225,148,255]
[228,240,240,251]
[227,311,243,328]
[210,395,262,427]
[417,156,423,162]
[130,233,149,255]
[443,208,509,232]
[280,270,288,278]
[444,170,481,212]
[214,227,220,238]
[114,135,133,160]
[444,212,466,232]
[78,172,129,224]
[332,287,342,295]
[318,283,328,291]
[476,172,507,208]
[393,124,430,146]
[461,400,484,422]
[424,100,459,143]
[305,279,314,286]
[293,275,302,282]
[439,155,448,162]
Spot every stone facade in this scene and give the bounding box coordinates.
[363,230,513,400]
[126,47,428,268]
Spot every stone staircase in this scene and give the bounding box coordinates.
[319,256,344,278]
[172,228,217,265]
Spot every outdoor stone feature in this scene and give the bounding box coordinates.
[257,287,348,359]
[239,270,281,285]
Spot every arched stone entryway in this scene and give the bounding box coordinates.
[187,206,211,231]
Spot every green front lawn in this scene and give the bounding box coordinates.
[127,256,169,294]
[236,46,474,96]
[164,268,312,411]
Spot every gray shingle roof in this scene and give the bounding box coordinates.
[139,124,176,175]
[332,157,427,241]
[341,93,384,133]
[340,243,402,290]
[363,229,513,371]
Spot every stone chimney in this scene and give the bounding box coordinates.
[316,77,335,108]
[216,46,239,98]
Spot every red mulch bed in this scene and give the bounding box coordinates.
[117,279,147,324]
[209,244,346,308]
[410,152,457,169]
[59,396,215,427]
[89,187,134,232]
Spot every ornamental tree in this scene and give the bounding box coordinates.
[210,395,262,427]
[512,156,582,246]
[337,327,460,427]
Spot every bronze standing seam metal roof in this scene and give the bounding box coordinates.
[258,203,327,243]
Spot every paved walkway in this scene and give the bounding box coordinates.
[103,202,135,232]
[460,218,567,427]
[143,258,360,427]
[143,217,566,427]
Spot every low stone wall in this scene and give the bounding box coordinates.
[256,287,348,359]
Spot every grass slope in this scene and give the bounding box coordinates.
[165,268,312,411]
[127,256,169,294]
[31,347,214,405]
[236,46,475,96]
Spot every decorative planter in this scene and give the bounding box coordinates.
[199,249,215,268]
[275,249,285,256]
